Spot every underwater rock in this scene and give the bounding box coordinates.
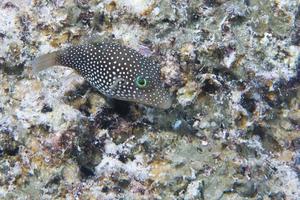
[160,55,183,87]
[233,181,257,198]
[269,192,286,200]
[291,6,300,45]
[0,0,300,199]
[177,81,199,107]
[252,125,283,153]
[0,133,19,156]
[288,110,300,125]
[291,138,300,151]
[184,180,204,200]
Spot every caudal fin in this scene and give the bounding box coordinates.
[31,51,58,74]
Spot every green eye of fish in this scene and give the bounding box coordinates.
[136,76,147,88]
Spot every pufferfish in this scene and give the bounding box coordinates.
[32,42,172,109]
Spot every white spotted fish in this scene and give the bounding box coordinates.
[32,42,172,109]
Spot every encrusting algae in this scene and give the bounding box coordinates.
[32,42,172,109]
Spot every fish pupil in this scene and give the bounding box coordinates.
[136,76,147,88]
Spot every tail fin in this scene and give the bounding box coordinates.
[31,51,59,74]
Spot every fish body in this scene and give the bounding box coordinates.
[32,42,172,109]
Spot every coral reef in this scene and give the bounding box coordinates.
[0,0,299,199]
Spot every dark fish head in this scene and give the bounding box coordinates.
[131,63,172,109]
[109,64,172,109]
[104,46,172,109]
